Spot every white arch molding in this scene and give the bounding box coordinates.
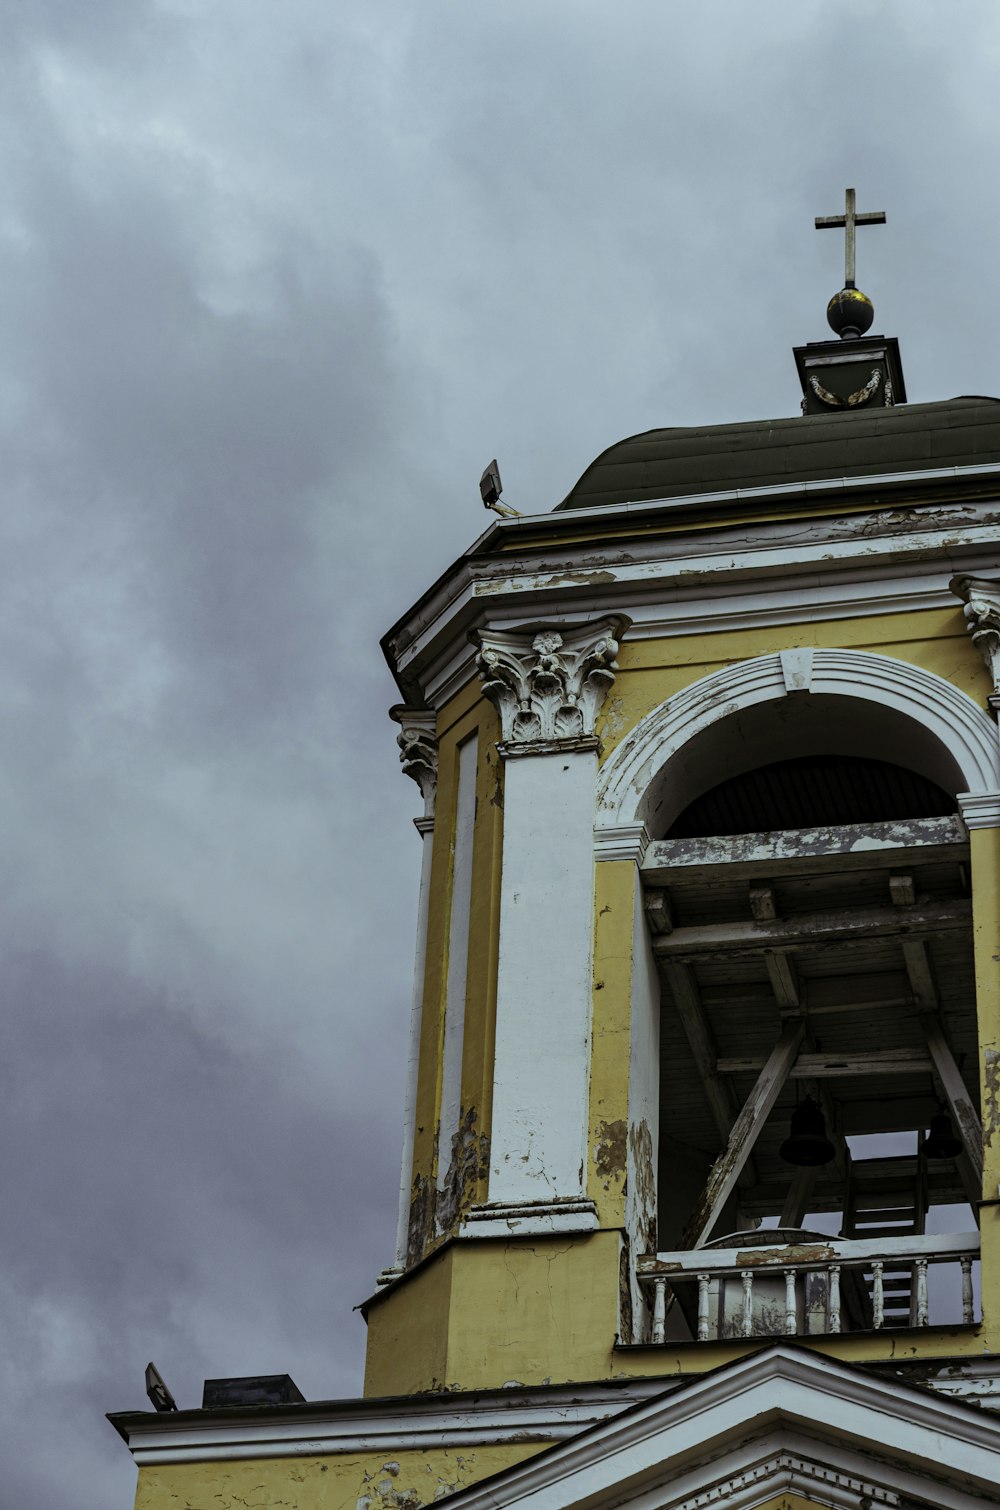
[594,648,1000,849]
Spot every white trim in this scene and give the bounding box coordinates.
[482,460,1000,534]
[436,735,478,1219]
[461,1199,599,1238]
[596,649,1000,833]
[488,749,598,1206]
[394,802,437,1264]
[113,1353,1000,1469]
[435,1345,1000,1510]
[116,1378,671,1466]
[959,791,1000,829]
[387,500,1000,708]
[594,823,650,864]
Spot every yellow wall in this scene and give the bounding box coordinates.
[382,599,996,1396]
[597,607,985,761]
[365,1231,622,1397]
[406,685,503,1262]
[134,1442,546,1510]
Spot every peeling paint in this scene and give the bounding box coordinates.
[618,1236,634,1344]
[437,1106,490,1232]
[984,1048,1000,1148]
[594,1119,628,1180]
[629,1120,657,1254]
[407,1174,434,1266]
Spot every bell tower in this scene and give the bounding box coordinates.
[113,198,1000,1510]
[365,198,1000,1397]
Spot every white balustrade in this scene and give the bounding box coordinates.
[637,1231,980,1343]
[827,1264,841,1334]
[697,1274,710,1342]
[872,1260,884,1329]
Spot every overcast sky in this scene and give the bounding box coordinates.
[2,3,999,1505]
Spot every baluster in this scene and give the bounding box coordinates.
[827,1264,841,1334]
[961,1256,975,1324]
[872,1261,884,1330]
[651,1278,667,1344]
[697,1273,710,1342]
[784,1269,796,1335]
[741,1270,754,1338]
[915,1259,929,1327]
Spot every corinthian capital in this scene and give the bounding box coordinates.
[471,616,630,750]
[950,575,1000,713]
[389,706,438,818]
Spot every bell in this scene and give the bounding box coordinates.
[922,1111,962,1161]
[779,1096,835,1167]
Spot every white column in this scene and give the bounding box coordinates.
[462,616,629,1239]
[436,734,478,1225]
[382,708,438,1281]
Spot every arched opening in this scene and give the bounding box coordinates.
[639,686,981,1339]
[666,753,956,839]
[643,689,968,839]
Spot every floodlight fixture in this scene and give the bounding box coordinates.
[480,459,502,509]
[145,1361,177,1413]
[479,458,521,518]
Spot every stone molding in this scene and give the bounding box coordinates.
[594,821,651,864]
[497,734,600,761]
[389,705,438,818]
[958,792,1000,830]
[472,616,630,748]
[596,648,1000,833]
[951,574,1000,714]
[461,1198,599,1239]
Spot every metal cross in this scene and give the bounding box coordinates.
[815,188,886,288]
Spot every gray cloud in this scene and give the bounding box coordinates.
[0,3,998,1504]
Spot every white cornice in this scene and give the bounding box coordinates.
[111,1378,669,1466]
[385,512,1000,708]
[958,792,1000,829]
[482,460,1000,536]
[110,1352,1000,1472]
[433,1345,1000,1510]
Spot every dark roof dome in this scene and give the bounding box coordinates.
[557,396,1000,511]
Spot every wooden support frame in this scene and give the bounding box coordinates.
[652,901,970,960]
[662,961,741,1153]
[716,1049,932,1077]
[686,1022,804,1248]
[920,1011,983,1213]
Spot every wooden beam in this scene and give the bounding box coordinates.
[764,949,799,1008]
[644,889,674,936]
[902,940,939,1008]
[749,884,778,922]
[639,1228,980,1276]
[919,1011,983,1212]
[889,871,917,907]
[686,1022,804,1248]
[642,816,968,886]
[699,971,913,1017]
[716,1049,932,1077]
[652,900,970,961]
[662,962,736,1149]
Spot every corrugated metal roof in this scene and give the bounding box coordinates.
[666,755,955,840]
[558,396,1000,510]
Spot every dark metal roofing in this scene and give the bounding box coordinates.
[558,396,1000,511]
[666,756,956,840]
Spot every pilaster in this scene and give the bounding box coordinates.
[462,617,629,1238]
[951,575,1000,717]
[382,707,439,1281]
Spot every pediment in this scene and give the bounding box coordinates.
[436,1346,1000,1510]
